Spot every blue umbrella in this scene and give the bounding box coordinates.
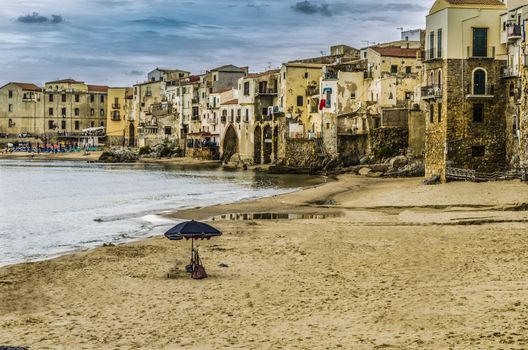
[165,220,222,277]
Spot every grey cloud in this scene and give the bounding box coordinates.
[125,70,144,76]
[17,12,64,24]
[291,1,427,16]
[291,1,331,16]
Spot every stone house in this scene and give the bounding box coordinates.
[0,82,44,136]
[423,0,508,180]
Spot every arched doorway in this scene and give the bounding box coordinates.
[223,125,239,162]
[273,125,278,162]
[263,125,272,164]
[129,123,135,147]
[254,125,262,164]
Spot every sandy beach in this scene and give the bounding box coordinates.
[2,175,528,349]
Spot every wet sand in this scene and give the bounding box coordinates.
[2,176,528,349]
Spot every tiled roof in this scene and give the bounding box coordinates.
[445,0,504,5]
[246,69,280,79]
[87,85,109,93]
[214,87,233,94]
[222,99,239,105]
[9,82,42,91]
[370,46,421,58]
[210,64,245,73]
[46,79,84,84]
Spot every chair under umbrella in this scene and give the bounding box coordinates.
[165,220,222,279]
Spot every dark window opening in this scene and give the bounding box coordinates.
[297,96,304,107]
[472,146,485,157]
[391,65,398,74]
[438,103,442,123]
[473,104,484,123]
[473,28,488,57]
[473,69,486,95]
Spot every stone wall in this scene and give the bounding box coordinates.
[408,109,425,157]
[504,78,521,169]
[283,139,318,168]
[371,127,408,158]
[337,134,368,166]
[322,113,338,158]
[520,66,528,170]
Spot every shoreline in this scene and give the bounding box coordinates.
[3,176,528,348]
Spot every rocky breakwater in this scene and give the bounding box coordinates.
[98,149,139,163]
[349,155,425,178]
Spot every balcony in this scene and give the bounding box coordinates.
[306,86,319,97]
[421,85,442,100]
[507,24,522,41]
[112,103,121,109]
[192,97,199,104]
[501,67,520,79]
[191,115,200,122]
[466,84,495,99]
[467,46,495,59]
[256,89,278,96]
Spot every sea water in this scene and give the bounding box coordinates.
[0,160,322,266]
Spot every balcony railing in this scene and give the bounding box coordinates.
[257,89,278,95]
[191,115,200,122]
[501,67,520,79]
[112,103,121,109]
[421,85,442,100]
[507,24,522,40]
[466,84,495,98]
[467,46,495,59]
[306,86,319,96]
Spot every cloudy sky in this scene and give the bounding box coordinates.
[0,0,433,86]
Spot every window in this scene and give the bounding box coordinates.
[473,104,484,123]
[62,94,66,102]
[49,108,54,116]
[438,103,442,123]
[90,109,95,116]
[438,70,442,89]
[437,29,442,58]
[297,96,304,107]
[8,90,13,98]
[245,109,249,122]
[61,120,66,130]
[90,121,95,128]
[90,94,95,103]
[100,109,104,117]
[351,91,356,99]
[509,82,515,97]
[49,94,54,102]
[324,88,332,108]
[472,146,485,157]
[75,94,80,103]
[405,66,412,74]
[473,28,488,57]
[48,120,54,129]
[473,69,486,95]
[61,108,67,117]
[244,82,250,96]
[100,121,104,127]
[429,31,435,59]
[75,121,80,130]
[8,119,13,127]
[429,103,434,123]
[391,65,398,74]
[100,95,105,103]
[405,92,412,100]
[8,104,13,112]
[164,126,172,135]
[75,108,80,116]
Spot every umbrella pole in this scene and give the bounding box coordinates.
[191,238,194,266]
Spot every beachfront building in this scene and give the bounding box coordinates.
[501,3,528,169]
[422,0,508,180]
[0,82,44,136]
[106,87,133,146]
[134,68,190,147]
[43,79,108,136]
[318,43,425,164]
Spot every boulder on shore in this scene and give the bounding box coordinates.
[98,149,139,163]
[358,167,372,176]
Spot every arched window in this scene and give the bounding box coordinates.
[473,69,486,95]
[509,82,515,97]
[437,70,442,89]
[430,71,435,86]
